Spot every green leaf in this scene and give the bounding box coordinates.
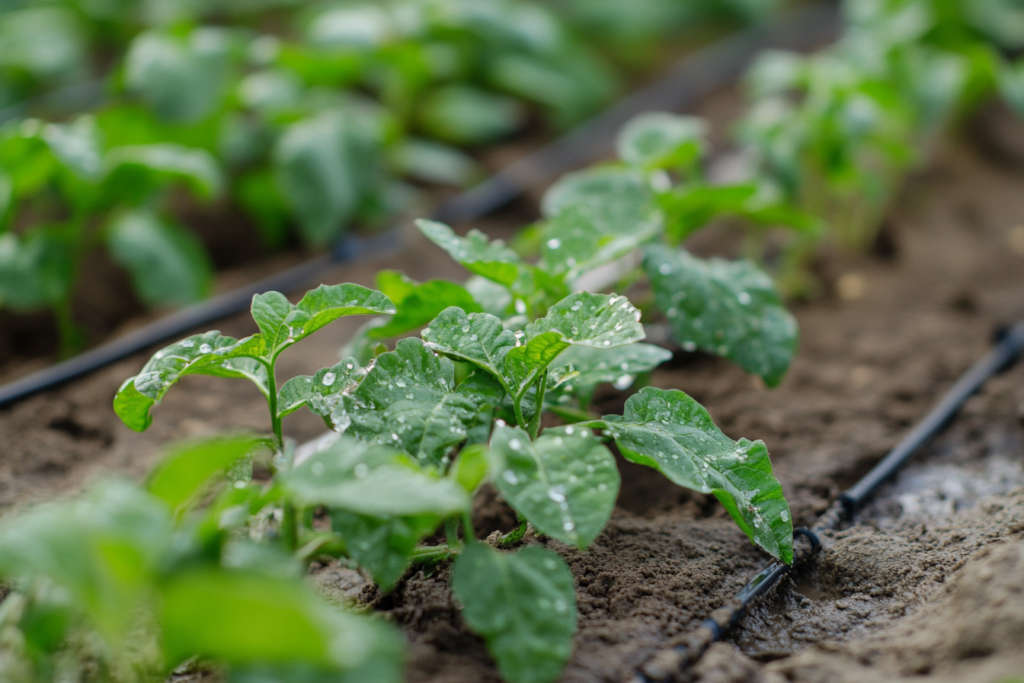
[330,512,439,590]
[451,544,576,683]
[644,245,797,387]
[0,226,75,310]
[393,138,481,187]
[597,387,793,563]
[369,271,483,339]
[303,359,370,420]
[526,291,645,348]
[315,339,503,467]
[538,167,662,280]
[0,480,172,642]
[281,437,470,517]
[418,85,524,146]
[547,343,672,408]
[37,116,103,180]
[103,144,223,200]
[998,57,1024,117]
[616,112,706,169]
[417,219,568,314]
[417,219,523,288]
[160,569,401,671]
[490,425,618,548]
[0,7,87,83]
[113,332,268,432]
[423,292,644,403]
[107,211,213,308]
[250,284,395,360]
[147,435,265,513]
[451,443,489,493]
[124,29,231,123]
[273,112,366,246]
[553,343,672,388]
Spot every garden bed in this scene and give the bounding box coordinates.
[0,92,1022,683]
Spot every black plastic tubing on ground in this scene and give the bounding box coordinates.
[631,319,1024,683]
[0,2,840,408]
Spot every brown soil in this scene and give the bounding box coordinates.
[0,99,1023,683]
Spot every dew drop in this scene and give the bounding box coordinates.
[738,291,751,305]
[515,299,527,315]
[509,438,522,451]
[547,238,561,249]
[181,340,194,348]
[547,486,567,503]
[502,470,520,485]
[613,374,634,390]
[682,341,697,352]
[780,510,790,522]
[659,263,672,275]
[562,521,575,532]
[322,372,337,386]
[199,343,213,354]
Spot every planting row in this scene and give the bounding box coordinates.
[0,0,781,356]
[1,0,1024,682]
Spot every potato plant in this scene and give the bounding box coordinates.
[0,436,405,683]
[735,0,1024,278]
[102,262,794,683]
[0,115,221,355]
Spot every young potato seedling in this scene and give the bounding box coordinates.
[108,272,793,683]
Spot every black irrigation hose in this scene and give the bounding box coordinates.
[631,319,1024,683]
[0,2,840,408]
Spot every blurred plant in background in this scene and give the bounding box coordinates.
[734,0,1024,293]
[0,0,782,355]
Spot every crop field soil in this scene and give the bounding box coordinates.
[1,90,1022,683]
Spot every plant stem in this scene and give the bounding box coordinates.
[497,518,528,547]
[281,502,298,553]
[54,296,79,359]
[263,357,297,552]
[410,545,458,564]
[512,398,528,431]
[527,373,547,440]
[264,361,284,453]
[462,510,477,545]
[445,518,461,549]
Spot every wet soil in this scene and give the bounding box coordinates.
[0,99,1023,682]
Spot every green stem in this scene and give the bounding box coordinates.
[497,518,528,547]
[527,373,547,440]
[281,503,298,553]
[445,518,461,549]
[263,357,297,552]
[410,545,458,564]
[462,510,477,545]
[265,360,283,453]
[297,533,346,562]
[512,398,528,431]
[54,295,79,359]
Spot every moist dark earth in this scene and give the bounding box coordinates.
[1,99,1024,683]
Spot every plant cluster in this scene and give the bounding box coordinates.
[0,109,810,683]
[734,0,1024,287]
[0,0,782,355]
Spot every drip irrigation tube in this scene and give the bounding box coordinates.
[0,1,839,408]
[631,318,1024,683]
